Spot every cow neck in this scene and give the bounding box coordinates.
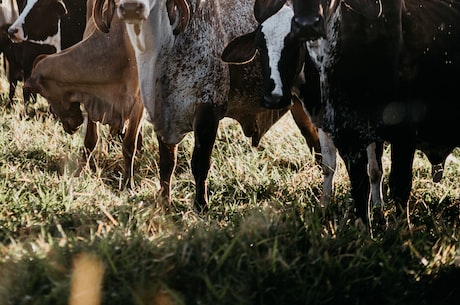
[28,20,62,52]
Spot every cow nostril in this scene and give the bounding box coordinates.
[291,15,325,40]
[119,2,145,19]
[8,27,18,35]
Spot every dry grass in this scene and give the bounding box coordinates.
[0,76,459,305]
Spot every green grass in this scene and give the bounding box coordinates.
[0,78,459,305]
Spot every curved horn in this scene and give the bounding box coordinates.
[172,0,190,35]
[93,0,116,33]
[254,0,287,23]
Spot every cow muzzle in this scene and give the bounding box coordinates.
[290,14,326,41]
[7,26,25,43]
[118,1,148,23]
[261,94,293,110]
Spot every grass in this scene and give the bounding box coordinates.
[0,76,459,305]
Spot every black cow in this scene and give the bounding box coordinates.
[260,0,460,225]
[221,2,385,209]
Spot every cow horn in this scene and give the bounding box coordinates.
[173,0,190,35]
[254,0,287,23]
[93,0,116,33]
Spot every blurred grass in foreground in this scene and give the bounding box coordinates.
[0,78,459,305]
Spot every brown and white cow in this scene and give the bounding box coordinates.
[24,5,143,187]
[93,0,325,212]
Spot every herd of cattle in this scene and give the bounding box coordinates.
[0,0,459,227]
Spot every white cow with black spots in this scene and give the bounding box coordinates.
[93,0,324,212]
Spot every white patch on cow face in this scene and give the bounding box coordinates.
[7,0,62,51]
[260,6,294,97]
[8,0,38,42]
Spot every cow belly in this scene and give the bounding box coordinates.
[145,84,206,144]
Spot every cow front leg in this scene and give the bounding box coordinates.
[192,103,220,213]
[389,139,415,217]
[158,136,177,208]
[83,119,98,164]
[336,137,370,225]
[121,107,144,189]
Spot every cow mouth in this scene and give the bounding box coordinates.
[261,94,293,110]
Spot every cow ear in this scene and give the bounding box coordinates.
[254,0,287,23]
[57,0,68,16]
[221,31,258,64]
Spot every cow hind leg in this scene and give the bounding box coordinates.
[191,103,220,213]
[290,96,322,164]
[158,136,177,209]
[367,141,384,207]
[318,128,337,207]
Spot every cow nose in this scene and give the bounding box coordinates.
[8,27,18,40]
[291,14,326,41]
[118,2,146,21]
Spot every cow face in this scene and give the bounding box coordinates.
[222,5,305,109]
[117,0,150,23]
[94,0,189,36]
[8,0,66,51]
[290,0,328,41]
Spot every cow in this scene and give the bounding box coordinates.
[258,0,460,225]
[91,0,328,212]
[6,0,86,105]
[23,3,144,188]
[0,0,21,105]
[221,2,385,208]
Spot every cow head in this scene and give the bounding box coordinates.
[8,0,67,51]
[222,3,305,110]
[49,100,84,135]
[24,54,84,134]
[290,0,387,41]
[94,0,190,35]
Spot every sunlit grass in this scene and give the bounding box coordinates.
[0,77,459,305]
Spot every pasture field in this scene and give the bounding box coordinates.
[0,77,459,305]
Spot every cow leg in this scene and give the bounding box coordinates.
[192,103,220,213]
[367,141,384,207]
[389,138,415,217]
[290,96,322,164]
[318,128,337,207]
[8,79,17,108]
[121,108,144,189]
[336,135,370,224]
[157,136,177,207]
[83,119,98,162]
